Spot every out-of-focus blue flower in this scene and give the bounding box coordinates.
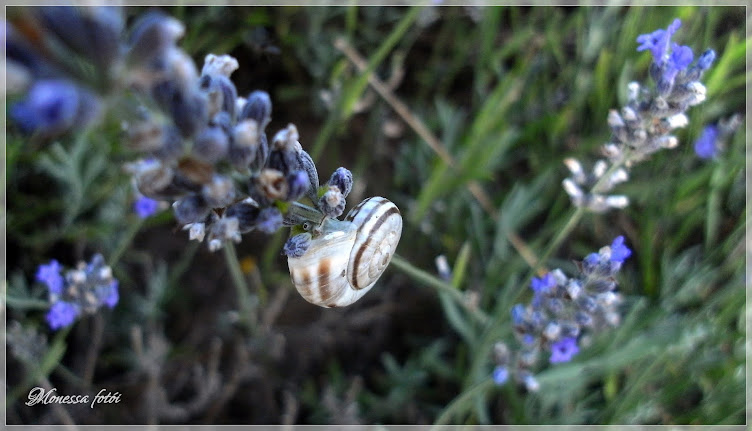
[11,79,80,135]
[46,301,80,330]
[609,236,632,263]
[134,196,160,218]
[663,43,694,83]
[694,125,719,159]
[101,280,119,309]
[36,260,65,295]
[636,18,681,62]
[492,366,509,385]
[511,304,526,326]
[257,207,283,234]
[286,170,310,202]
[697,49,716,70]
[549,337,580,363]
[531,273,556,295]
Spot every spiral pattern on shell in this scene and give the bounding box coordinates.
[287,196,402,308]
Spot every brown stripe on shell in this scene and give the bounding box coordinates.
[350,206,400,289]
[316,257,333,303]
[291,266,313,300]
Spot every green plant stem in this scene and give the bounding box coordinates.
[107,217,145,267]
[432,378,495,426]
[222,241,256,332]
[391,254,490,326]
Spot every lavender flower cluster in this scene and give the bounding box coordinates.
[8,7,356,257]
[493,237,632,391]
[35,254,119,330]
[563,18,716,213]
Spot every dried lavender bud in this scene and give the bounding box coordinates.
[199,73,237,120]
[255,168,288,201]
[286,170,310,202]
[296,149,320,202]
[201,53,239,78]
[39,6,124,69]
[201,174,236,208]
[229,119,259,171]
[224,199,261,233]
[268,125,302,175]
[283,233,312,258]
[327,167,353,198]
[318,185,345,218]
[126,11,184,64]
[172,195,210,225]
[256,207,283,234]
[239,90,272,130]
[193,126,229,163]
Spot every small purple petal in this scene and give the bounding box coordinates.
[134,196,160,218]
[492,366,509,385]
[36,260,65,295]
[610,236,632,263]
[694,125,719,159]
[46,301,80,330]
[549,336,580,363]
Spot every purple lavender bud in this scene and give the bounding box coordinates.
[256,207,283,234]
[694,125,719,159]
[46,301,80,330]
[224,200,261,233]
[11,79,84,136]
[297,150,320,202]
[134,196,160,218]
[240,90,272,130]
[286,170,310,202]
[172,195,211,225]
[577,295,598,314]
[36,6,123,69]
[251,133,270,172]
[492,366,509,385]
[328,167,353,198]
[193,126,230,163]
[152,83,208,138]
[549,337,579,363]
[283,233,313,258]
[697,49,716,70]
[126,11,184,64]
[36,260,65,295]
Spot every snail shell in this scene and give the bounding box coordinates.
[288,196,402,308]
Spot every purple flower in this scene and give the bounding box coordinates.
[694,125,719,159]
[46,301,80,330]
[609,236,632,263]
[636,18,681,63]
[102,280,119,309]
[549,336,580,363]
[531,273,556,295]
[36,260,65,295]
[492,366,509,385]
[11,79,80,135]
[134,196,160,218]
[256,207,283,234]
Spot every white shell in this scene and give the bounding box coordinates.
[288,196,402,308]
